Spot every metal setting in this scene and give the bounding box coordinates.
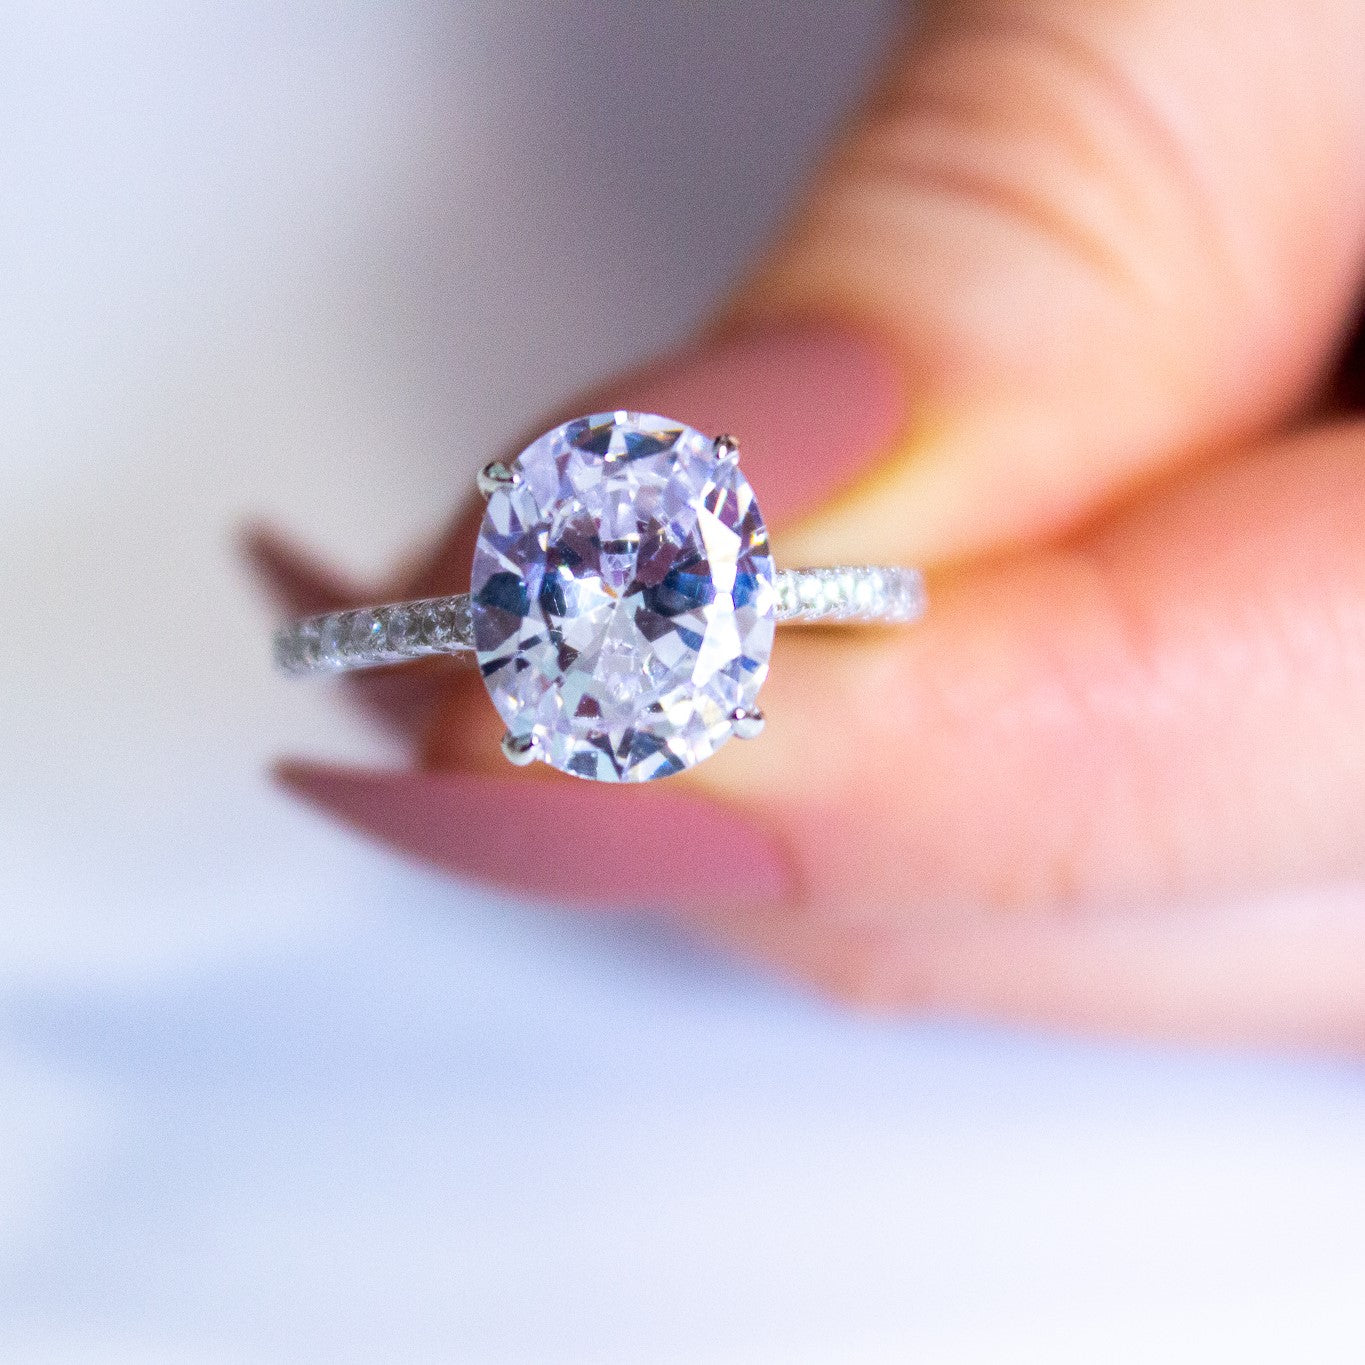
[712,433,740,462]
[731,707,766,740]
[500,732,538,766]
[476,460,517,497]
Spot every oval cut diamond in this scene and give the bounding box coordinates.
[471,412,777,782]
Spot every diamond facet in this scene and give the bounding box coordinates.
[470,412,777,782]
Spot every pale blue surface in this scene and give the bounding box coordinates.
[4,3,1365,1360]
[6,899,1365,1361]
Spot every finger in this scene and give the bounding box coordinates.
[360,416,1365,1042]
[427,414,1365,912]
[362,0,1365,616]
[281,741,1365,1045]
[743,0,1365,565]
[690,886,1365,1048]
[694,418,1365,913]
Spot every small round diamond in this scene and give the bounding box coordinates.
[347,610,381,654]
[470,412,777,782]
[317,614,347,668]
[380,606,413,653]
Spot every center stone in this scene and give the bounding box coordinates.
[470,411,777,782]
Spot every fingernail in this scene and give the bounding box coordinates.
[276,762,797,909]
[604,323,906,526]
[399,322,907,602]
[242,523,366,617]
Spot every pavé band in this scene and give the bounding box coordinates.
[275,566,926,675]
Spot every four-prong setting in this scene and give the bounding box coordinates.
[501,731,539,767]
[730,707,766,740]
[477,460,518,498]
[471,412,777,782]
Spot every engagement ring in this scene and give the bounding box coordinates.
[275,411,926,782]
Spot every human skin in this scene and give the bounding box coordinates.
[256,0,1365,1047]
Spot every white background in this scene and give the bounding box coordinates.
[3,3,1365,1361]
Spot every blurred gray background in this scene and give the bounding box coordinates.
[3,2,1365,1360]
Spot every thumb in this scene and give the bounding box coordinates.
[326,0,1365,610]
[733,0,1365,566]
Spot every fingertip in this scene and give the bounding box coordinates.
[241,522,367,617]
[606,323,909,528]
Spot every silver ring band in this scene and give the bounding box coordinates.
[275,565,926,675]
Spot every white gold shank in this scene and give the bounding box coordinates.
[273,596,473,674]
[273,567,925,676]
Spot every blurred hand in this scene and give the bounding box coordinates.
[255,0,1365,1047]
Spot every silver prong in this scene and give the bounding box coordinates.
[712,433,740,462]
[730,706,765,740]
[477,460,518,497]
[501,731,538,766]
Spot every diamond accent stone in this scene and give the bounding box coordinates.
[774,565,925,624]
[347,610,381,653]
[318,614,347,668]
[470,411,777,782]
